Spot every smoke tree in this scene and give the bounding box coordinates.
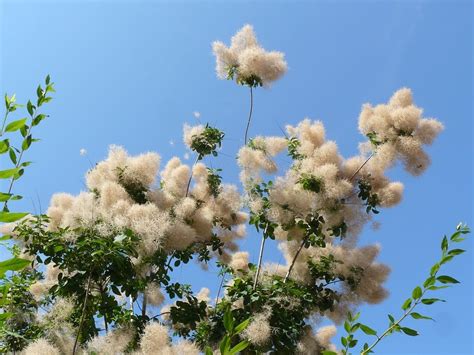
[0,25,469,355]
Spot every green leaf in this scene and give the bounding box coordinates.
[421,298,445,305]
[234,318,250,334]
[400,327,419,336]
[412,286,422,299]
[437,275,460,284]
[205,347,213,355]
[5,118,27,133]
[0,139,9,154]
[32,114,47,126]
[427,285,449,291]
[441,236,448,252]
[0,257,30,276]
[430,263,440,276]
[359,324,377,336]
[401,298,412,311]
[341,336,348,347]
[27,100,34,116]
[440,255,454,265]
[0,193,12,202]
[229,340,250,354]
[9,148,17,164]
[410,312,434,321]
[322,351,338,355]
[219,335,230,354]
[0,312,13,321]
[448,249,465,256]
[223,309,234,333]
[22,135,32,150]
[423,276,436,288]
[0,211,28,222]
[0,168,19,179]
[344,320,351,333]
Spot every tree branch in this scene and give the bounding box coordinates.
[284,237,306,283]
[244,86,254,145]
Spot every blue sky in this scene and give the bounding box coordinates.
[1,0,472,353]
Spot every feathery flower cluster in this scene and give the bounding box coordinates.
[296,325,338,354]
[358,87,444,176]
[241,311,272,346]
[139,322,199,355]
[212,25,287,86]
[236,89,442,329]
[46,143,246,262]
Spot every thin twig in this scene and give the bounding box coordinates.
[100,282,108,334]
[141,292,148,318]
[349,152,374,182]
[0,110,9,136]
[215,274,226,308]
[253,234,267,289]
[73,275,92,355]
[284,238,307,283]
[151,311,171,320]
[362,288,427,354]
[244,86,254,144]
[185,155,200,197]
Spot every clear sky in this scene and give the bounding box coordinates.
[1,0,472,354]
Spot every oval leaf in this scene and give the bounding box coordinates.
[0,168,19,179]
[401,327,419,336]
[0,257,30,274]
[5,118,27,132]
[411,312,434,321]
[412,286,422,299]
[0,211,28,222]
[437,275,460,284]
[359,324,377,336]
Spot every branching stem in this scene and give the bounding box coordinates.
[284,237,306,283]
[73,275,92,355]
[3,111,35,211]
[362,288,427,354]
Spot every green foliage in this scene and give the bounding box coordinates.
[194,262,342,353]
[366,131,383,147]
[190,124,225,160]
[249,181,277,240]
[216,308,250,355]
[226,65,263,88]
[0,76,54,342]
[169,290,208,337]
[357,179,380,214]
[337,223,470,355]
[207,168,223,198]
[298,173,323,193]
[287,136,305,160]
